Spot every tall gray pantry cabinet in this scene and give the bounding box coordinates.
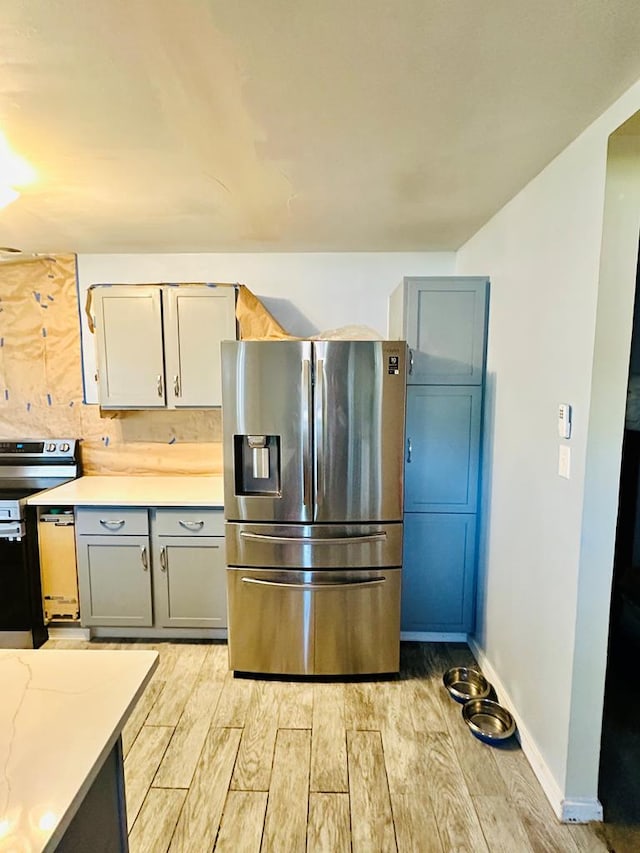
[389,277,489,633]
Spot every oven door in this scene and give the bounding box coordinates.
[0,523,31,630]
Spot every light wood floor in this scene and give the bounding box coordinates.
[44,639,610,853]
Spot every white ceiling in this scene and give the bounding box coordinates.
[1,0,640,254]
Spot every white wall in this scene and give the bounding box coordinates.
[456,79,640,818]
[77,252,454,403]
[567,124,640,800]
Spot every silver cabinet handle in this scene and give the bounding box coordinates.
[178,519,204,531]
[241,576,386,590]
[239,531,386,545]
[160,546,167,572]
[173,375,181,397]
[141,546,148,571]
[407,438,412,463]
[99,519,125,530]
[157,374,164,398]
[302,358,312,512]
[409,349,414,375]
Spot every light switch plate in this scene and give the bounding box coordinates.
[559,445,571,479]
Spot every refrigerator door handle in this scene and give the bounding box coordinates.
[239,531,387,544]
[302,357,313,511]
[241,576,387,590]
[315,357,325,511]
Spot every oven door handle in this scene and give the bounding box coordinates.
[240,576,386,590]
[0,521,24,541]
[239,531,387,545]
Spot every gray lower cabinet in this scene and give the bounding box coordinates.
[76,534,152,627]
[401,513,477,633]
[76,506,226,631]
[76,508,152,628]
[153,537,226,628]
[153,508,226,628]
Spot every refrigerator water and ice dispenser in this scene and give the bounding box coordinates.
[233,434,281,496]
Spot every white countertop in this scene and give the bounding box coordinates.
[0,649,158,852]
[26,475,225,507]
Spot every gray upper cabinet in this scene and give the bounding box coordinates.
[93,286,165,409]
[405,385,482,513]
[389,277,489,384]
[163,286,236,408]
[92,284,236,409]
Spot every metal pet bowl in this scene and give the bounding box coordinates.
[462,698,516,744]
[442,667,491,703]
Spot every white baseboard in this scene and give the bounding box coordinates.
[401,631,468,642]
[91,627,228,641]
[47,626,91,640]
[467,638,603,824]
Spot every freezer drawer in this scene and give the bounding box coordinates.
[225,522,403,569]
[227,567,401,675]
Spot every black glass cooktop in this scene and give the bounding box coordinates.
[0,485,50,501]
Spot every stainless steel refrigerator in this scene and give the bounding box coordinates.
[221,339,407,676]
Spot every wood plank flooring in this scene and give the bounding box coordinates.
[44,639,610,852]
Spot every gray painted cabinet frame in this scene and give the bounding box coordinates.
[389,276,489,633]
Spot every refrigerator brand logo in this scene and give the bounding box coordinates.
[388,356,400,375]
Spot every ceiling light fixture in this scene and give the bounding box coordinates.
[0,132,36,209]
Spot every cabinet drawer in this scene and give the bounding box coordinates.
[76,507,149,536]
[154,508,224,537]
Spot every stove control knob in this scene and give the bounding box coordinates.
[59,442,70,452]
[45,442,57,452]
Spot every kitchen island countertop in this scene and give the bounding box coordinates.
[0,648,158,851]
[26,475,224,507]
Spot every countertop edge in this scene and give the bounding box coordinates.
[26,475,225,508]
[46,650,159,851]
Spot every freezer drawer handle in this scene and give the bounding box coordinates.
[99,519,125,530]
[239,531,387,545]
[178,519,205,531]
[240,576,387,590]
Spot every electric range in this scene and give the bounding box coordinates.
[0,439,80,647]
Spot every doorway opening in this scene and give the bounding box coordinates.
[598,236,640,843]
